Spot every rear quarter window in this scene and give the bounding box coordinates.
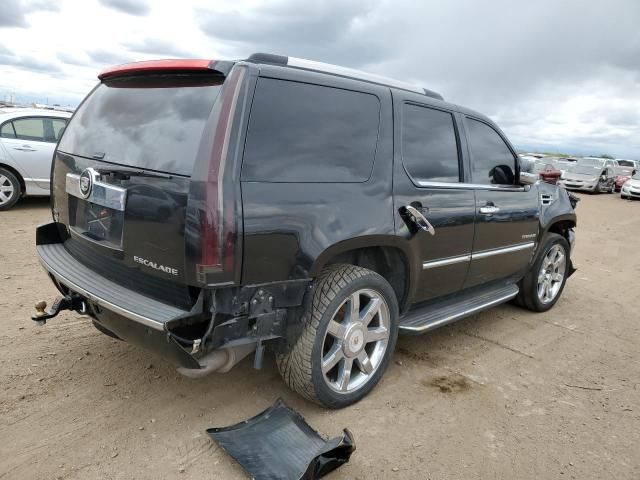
[241,78,380,183]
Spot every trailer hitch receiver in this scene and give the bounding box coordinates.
[32,294,87,325]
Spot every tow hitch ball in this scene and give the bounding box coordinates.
[32,295,87,326]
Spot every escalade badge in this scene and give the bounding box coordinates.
[79,169,94,198]
[133,255,179,276]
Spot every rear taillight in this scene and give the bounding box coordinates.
[195,66,246,284]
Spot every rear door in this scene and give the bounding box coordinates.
[461,116,540,288]
[392,93,475,302]
[1,116,62,190]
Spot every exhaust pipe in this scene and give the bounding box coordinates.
[177,343,256,379]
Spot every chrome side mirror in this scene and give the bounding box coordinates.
[519,172,538,185]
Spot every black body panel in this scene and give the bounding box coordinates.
[240,66,396,284]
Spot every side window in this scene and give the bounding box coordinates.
[0,121,16,138]
[242,78,380,182]
[51,118,67,141]
[42,118,66,143]
[466,118,516,185]
[401,104,460,183]
[12,118,46,142]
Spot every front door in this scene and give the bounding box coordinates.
[461,116,540,288]
[392,95,475,302]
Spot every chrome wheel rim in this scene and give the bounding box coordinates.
[321,289,390,394]
[537,244,566,304]
[0,174,15,205]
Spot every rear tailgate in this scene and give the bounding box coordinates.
[50,62,243,310]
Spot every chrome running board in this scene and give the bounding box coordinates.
[399,284,519,334]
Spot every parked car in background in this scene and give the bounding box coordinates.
[537,163,562,184]
[559,157,616,193]
[551,158,574,178]
[0,108,71,210]
[614,166,636,192]
[615,159,639,170]
[620,172,640,199]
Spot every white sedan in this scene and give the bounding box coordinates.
[0,108,72,210]
[620,172,640,200]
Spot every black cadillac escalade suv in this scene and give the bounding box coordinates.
[33,53,577,408]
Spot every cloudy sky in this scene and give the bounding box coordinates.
[1,0,639,158]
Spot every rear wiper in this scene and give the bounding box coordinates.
[95,166,174,179]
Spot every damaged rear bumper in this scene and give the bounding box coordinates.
[35,222,204,369]
[35,222,310,373]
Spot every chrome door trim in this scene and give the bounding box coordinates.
[422,254,471,270]
[66,172,127,211]
[471,241,535,260]
[415,180,527,192]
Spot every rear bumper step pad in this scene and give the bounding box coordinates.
[207,399,355,479]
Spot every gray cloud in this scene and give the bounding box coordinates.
[57,52,93,67]
[0,0,59,28]
[0,0,28,27]
[99,0,150,16]
[0,50,61,74]
[87,49,132,67]
[198,0,391,66]
[2,0,639,158]
[124,38,194,58]
[198,0,640,157]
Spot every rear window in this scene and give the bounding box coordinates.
[58,74,223,176]
[241,78,380,183]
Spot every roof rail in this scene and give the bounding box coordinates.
[247,53,443,100]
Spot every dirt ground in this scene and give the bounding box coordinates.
[1,193,639,480]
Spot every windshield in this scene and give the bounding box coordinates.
[633,172,640,180]
[577,158,605,168]
[58,74,223,176]
[568,159,604,176]
[617,160,635,167]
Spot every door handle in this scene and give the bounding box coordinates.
[479,205,500,215]
[403,205,435,235]
[13,145,36,152]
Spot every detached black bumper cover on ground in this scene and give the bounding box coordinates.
[207,399,356,480]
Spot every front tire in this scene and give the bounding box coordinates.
[277,264,399,408]
[516,233,570,312]
[0,168,21,211]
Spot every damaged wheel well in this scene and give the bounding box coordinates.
[547,220,575,242]
[324,246,408,309]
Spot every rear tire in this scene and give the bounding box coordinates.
[516,233,570,312]
[276,264,399,408]
[0,167,21,211]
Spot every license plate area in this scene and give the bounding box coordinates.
[69,197,124,250]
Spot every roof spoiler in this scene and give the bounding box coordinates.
[98,59,235,80]
[246,52,444,101]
